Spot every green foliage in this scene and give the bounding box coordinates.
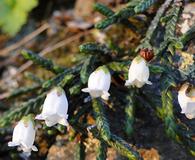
[24,72,43,83]
[137,0,173,51]
[80,43,113,55]
[0,0,38,36]
[159,90,178,139]
[95,7,135,29]
[6,84,41,99]
[107,134,142,160]
[179,25,195,48]
[69,84,82,95]
[95,0,157,29]
[96,141,107,160]
[74,138,86,160]
[92,98,111,141]
[0,94,45,127]
[134,0,158,13]
[148,64,165,73]
[21,50,64,74]
[93,3,114,17]
[124,91,135,136]
[80,55,96,84]
[164,0,183,40]
[1,0,195,159]
[157,0,183,57]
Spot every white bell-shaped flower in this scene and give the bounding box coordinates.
[82,65,111,100]
[36,87,69,127]
[125,56,152,88]
[178,83,195,119]
[8,115,38,156]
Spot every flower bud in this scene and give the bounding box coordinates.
[36,87,69,127]
[139,48,154,61]
[178,83,195,119]
[125,56,152,88]
[8,115,38,156]
[82,65,111,100]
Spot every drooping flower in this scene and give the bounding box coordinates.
[125,56,152,88]
[36,87,69,127]
[82,65,111,100]
[8,115,38,156]
[178,83,195,119]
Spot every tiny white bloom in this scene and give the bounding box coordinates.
[125,56,152,88]
[8,115,38,156]
[36,87,69,127]
[178,83,195,119]
[82,65,111,100]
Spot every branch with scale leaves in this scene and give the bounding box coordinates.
[96,141,107,160]
[164,0,183,41]
[94,3,137,30]
[93,3,114,17]
[95,0,158,29]
[124,90,135,136]
[106,134,142,160]
[91,98,143,159]
[74,136,86,160]
[158,90,179,140]
[137,0,173,51]
[92,98,111,141]
[24,72,43,84]
[71,121,142,160]
[21,50,64,74]
[0,93,45,127]
[142,82,195,156]
[79,43,113,56]
[157,0,184,57]
[159,89,195,155]
[178,25,195,49]
[5,84,41,99]
[0,63,79,127]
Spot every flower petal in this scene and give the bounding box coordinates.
[83,66,111,99]
[58,117,69,126]
[81,88,91,93]
[185,102,195,114]
[8,141,20,147]
[35,114,44,120]
[36,87,69,127]
[126,56,151,88]
[185,113,195,119]
[101,91,110,100]
[45,120,57,127]
[125,80,132,86]
[32,145,38,152]
[146,81,152,85]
